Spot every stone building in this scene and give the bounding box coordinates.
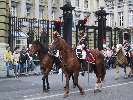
[0,0,10,77]
[105,0,133,44]
[9,0,48,19]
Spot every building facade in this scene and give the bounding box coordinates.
[9,0,48,19]
[0,0,10,77]
[8,0,133,47]
[105,0,133,44]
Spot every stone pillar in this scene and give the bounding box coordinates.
[34,0,39,18]
[60,1,75,46]
[95,7,108,50]
[114,0,118,27]
[0,0,9,77]
[19,0,27,17]
[99,0,106,8]
[48,0,52,20]
[123,0,128,28]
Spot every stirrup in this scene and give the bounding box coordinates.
[89,62,95,64]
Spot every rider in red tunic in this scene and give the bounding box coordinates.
[77,17,95,63]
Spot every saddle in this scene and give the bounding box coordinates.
[76,45,95,63]
[85,49,96,63]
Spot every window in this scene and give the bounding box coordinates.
[26,7,31,17]
[52,11,55,20]
[129,11,133,26]
[118,12,123,26]
[118,0,123,2]
[39,0,43,2]
[75,0,80,7]
[84,0,88,8]
[11,7,17,16]
[108,13,114,27]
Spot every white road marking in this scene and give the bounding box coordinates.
[24,81,133,100]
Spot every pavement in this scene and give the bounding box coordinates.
[0,68,133,100]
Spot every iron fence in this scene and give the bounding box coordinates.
[8,16,63,51]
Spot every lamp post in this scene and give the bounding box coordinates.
[95,7,108,50]
[60,1,75,46]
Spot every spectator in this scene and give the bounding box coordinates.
[3,46,13,77]
[13,47,20,76]
[19,47,29,73]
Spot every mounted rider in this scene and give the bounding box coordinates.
[122,40,131,64]
[123,40,130,53]
[76,17,95,63]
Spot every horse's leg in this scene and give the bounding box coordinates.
[124,65,128,79]
[44,68,51,90]
[71,74,76,88]
[115,64,119,80]
[94,74,102,93]
[130,63,133,76]
[64,73,70,98]
[94,66,102,92]
[42,75,47,92]
[46,75,50,90]
[101,65,106,82]
[74,72,85,95]
[129,62,133,77]
[131,66,133,76]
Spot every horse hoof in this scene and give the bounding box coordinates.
[80,91,85,95]
[43,89,49,92]
[94,89,101,93]
[124,75,128,79]
[115,77,119,80]
[47,86,50,90]
[81,72,85,76]
[64,93,69,98]
[73,85,76,88]
[43,88,48,92]
[128,74,133,77]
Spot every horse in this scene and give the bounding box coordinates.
[29,40,62,92]
[128,49,133,77]
[76,44,106,92]
[115,44,129,79]
[51,31,85,97]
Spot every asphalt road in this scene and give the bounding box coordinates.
[0,68,133,100]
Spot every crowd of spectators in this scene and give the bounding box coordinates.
[3,46,40,77]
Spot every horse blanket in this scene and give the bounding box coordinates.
[76,45,95,62]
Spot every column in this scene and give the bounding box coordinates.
[123,0,128,28]
[48,0,52,20]
[34,0,39,18]
[0,0,9,77]
[99,0,106,8]
[19,0,27,17]
[114,0,118,27]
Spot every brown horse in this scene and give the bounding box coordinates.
[29,40,61,92]
[51,31,85,97]
[86,49,106,91]
[76,44,106,92]
[115,44,129,79]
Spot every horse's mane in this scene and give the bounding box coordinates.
[32,40,48,54]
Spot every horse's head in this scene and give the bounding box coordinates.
[51,31,65,50]
[116,44,123,53]
[29,40,42,56]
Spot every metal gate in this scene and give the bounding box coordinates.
[8,16,62,51]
